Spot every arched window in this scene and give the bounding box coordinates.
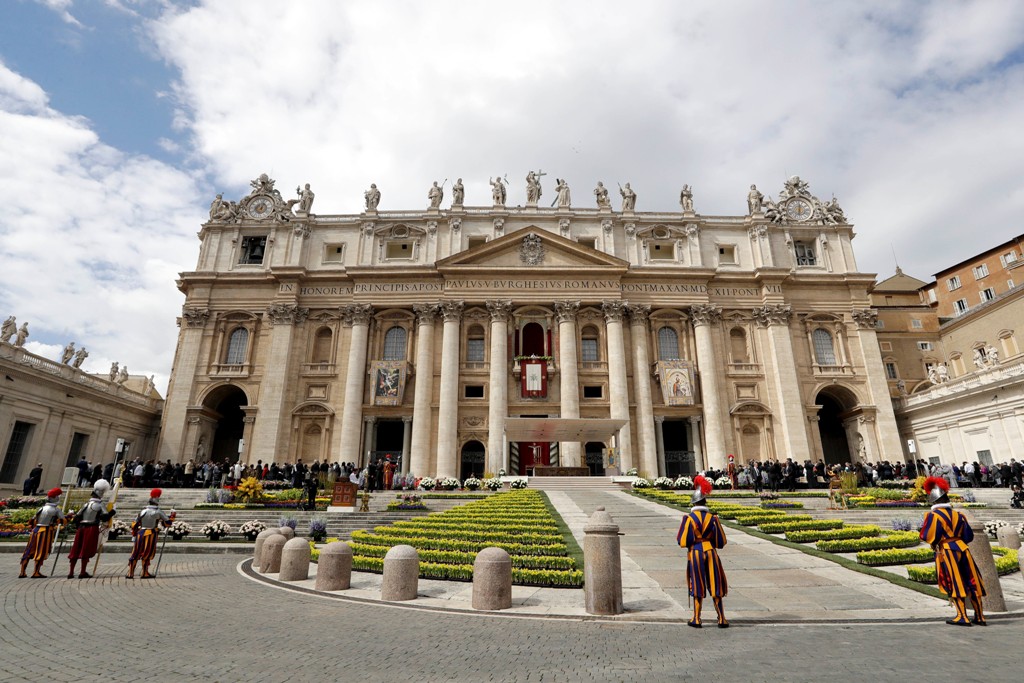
[657,327,679,360]
[466,325,485,362]
[383,326,407,361]
[311,327,333,364]
[580,326,600,362]
[812,329,837,365]
[729,327,749,363]
[225,328,249,365]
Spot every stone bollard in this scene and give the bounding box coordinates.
[381,545,419,601]
[1019,547,1024,580]
[584,506,623,616]
[963,513,1006,612]
[253,529,277,569]
[996,526,1021,551]
[260,534,287,574]
[472,547,512,610]
[315,541,353,591]
[279,537,312,582]
[278,526,296,540]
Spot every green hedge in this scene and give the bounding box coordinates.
[906,547,1020,583]
[760,501,805,509]
[420,493,490,499]
[856,547,935,566]
[351,555,583,587]
[346,541,577,570]
[391,520,559,534]
[759,519,844,534]
[370,525,562,546]
[734,514,811,526]
[816,531,921,553]
[786,525,881,543]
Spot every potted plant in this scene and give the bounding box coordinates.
[239,519,268,542]
[168,520,193,541]
[484,477,502,491]
[201,520,231,541]
[464,477,481,491]
[308,517,327,543]
[109,519,132,540]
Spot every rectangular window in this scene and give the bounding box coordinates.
[718,245,737,265]
[580,338,599,362]
[649,242,675,260]
[911,319,923,329]
[927,289,937,303]
[794,241,816,266]
[980,288,995,302]
[0,421,34,484]
[953,299,969,315]
[239,236,267,265]
[577,237,597,249]
[879,341,893,352]
[976,450,993,466]
[385,241,414,259]
[1008,279,1016,289]
[1000,251,1018,267]
[884,362,898,380]
[946,276,961,291]
[65,432,89,467]
[466,338,485,363]
[917,341,933,351]
[322,244,345,263]
[464,385,484,399]
[466,236,488,249]
[973,264,989,279]
[583,385,603,398]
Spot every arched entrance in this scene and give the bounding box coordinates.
[460,440,485,479]
[203,386,247,463]
[815,387,856,466]
[584,442,604,476]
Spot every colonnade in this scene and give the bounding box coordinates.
[327,298,755,478]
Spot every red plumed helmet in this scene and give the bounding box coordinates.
[923,476,949,494]
[47,487,63,499]
[150,488,163,499]
[693,475,713,496]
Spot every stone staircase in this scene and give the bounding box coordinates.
[527,476,623,491]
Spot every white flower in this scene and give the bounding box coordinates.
[632,478,652,489]
[653,476,674,489]
[509,479,528,489]
[714,476,732,487]
[484,477,502,491]
[239,520,268,535]
[674,476,694,489]
[201,520,232,536]
[169,520,193,535]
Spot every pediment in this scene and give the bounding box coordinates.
[437,227,629,272]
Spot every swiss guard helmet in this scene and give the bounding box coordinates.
[149,488,163,505]
[924,476,950,505]
[691,475,713,506]
[92,479,110,498]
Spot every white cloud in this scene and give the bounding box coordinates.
[0,61,201,391]
[148,0,1024,280]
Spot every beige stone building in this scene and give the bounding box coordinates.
[159,174,902,477]
[0,339,162,494]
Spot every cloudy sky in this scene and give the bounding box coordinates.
[2,1,1024,393]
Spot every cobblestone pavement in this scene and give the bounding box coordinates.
[2,553,1021,682]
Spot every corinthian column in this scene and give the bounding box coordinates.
[409,304,439,476]
[159,307,209,462]
[691,303,726,469]
[602,300,633,472]
[250,302,308,464]
[338,304,374,463]
[753,304,811,463]
[852,308,903,461]
[486,300,513,475]
[555,300,582,467]
[435,300,464,477]
[627,303,658,477]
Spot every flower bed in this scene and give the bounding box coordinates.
[346,490,580,586]
[387,494,427,511]
[906,546,1020,583]
[0,495,45,510]
[758,519,844,534]
[421,493,490,499]
[786,525,881,543]
[856,547,935,566]
[853,501,924,508]
[815,531,921,553]
[733,513,810,526]
[760,501,804,509]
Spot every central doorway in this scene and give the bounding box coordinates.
[460,440,485,479]
[205,386,247,463]
[815,389,854,466]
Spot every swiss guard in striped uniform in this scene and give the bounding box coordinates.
[19,487,67,578]
[67,479,116,579]
[127,488,175,579]
[677,475,729,628]
[920,476,986,626]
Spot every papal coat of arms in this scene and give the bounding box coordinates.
[520,234,545,266]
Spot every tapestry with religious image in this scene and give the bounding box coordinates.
[656,360,695,406]
[370,361,407,405]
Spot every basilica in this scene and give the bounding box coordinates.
[158,173,901,479]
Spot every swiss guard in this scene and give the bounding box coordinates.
[67,479,116,579]
[127,488,175,580]
[677,475,729,628]
[19,487,68,578]
[920,476,987,626]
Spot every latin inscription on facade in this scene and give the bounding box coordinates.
[282,281,786,297]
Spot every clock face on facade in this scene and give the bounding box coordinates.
[785,197,813,222]
[247,196,274,220]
